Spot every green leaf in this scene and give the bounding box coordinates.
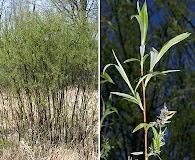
[111,92,137,103]
[123,58,140,63]
[100,107,118,128]
[107,94,113,108]
[144,70,179,88]
[111,92,134,99]
[101,143,111,150]
[103,63,115,74]
[101,96,106,114]
[150,47,159,71]
[131,151,144,155]
[131,15,144,45]
[140,45,147,69]
[102,50,137,95]
[135,73,148,91]
[133,123,148,133]
[145,73,153,87]
[134,71,172,92]
[137,0,141,15]
[135,72,164,91]
[156,32,191,63]
[159,127,166,146]
[100,80,108,84]
[135,92,143,110]
[101,72,115,84]
[112,50,135,95]
[152,127,161,154]
[148,122,156,130]
[140,45,145,57]
[134,1,148,45]
[161,70,180,74]
[140,0,148,45]
[123,97,138,105]
[100,95,118,129]
[145,72,165,87]
[111,92,143,110]
[143,54,149,64]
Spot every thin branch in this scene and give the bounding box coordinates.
[141,69,148,160]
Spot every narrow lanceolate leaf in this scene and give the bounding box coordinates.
[124,97,138,105]
[111,92,138,104]
[140,45,145,57]
[145,71,167,87]
[152,127,161,154]
[101,96,105,114]
[123,58,140,63]
[111,92,142,108]
[150,47,159,71]
[107,94,113,109]
[102,63,115,74]
[156,32,191,63]
[133,123,148,133]
[135,72,164,91]
[137,0,141,15]
[100,94,117,129]
[140,0,148,45]
[161,70,180,74]
[135,92,143,110]
[135,70,179,91]
[144,71,166,87]
[140,45,146,70]
[101,72,115,84]
[144,73,153,88]
[132,0,148,46]
[131,14,144,45]
[111,92,134,99]
[144,70,180,88]
[143,54,149,64]
[112,50,135,95]
[131,151,144,155]
[140,53,149,71]
[135,74,148,92]
[100,107,118,128]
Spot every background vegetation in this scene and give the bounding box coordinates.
[101,0,195,160]
[0,0,98,159]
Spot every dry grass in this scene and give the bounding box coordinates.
[0,137,97,160]
[0,86,98,160]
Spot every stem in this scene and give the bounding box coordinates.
[141,70,148,160]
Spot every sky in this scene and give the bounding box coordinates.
[0,0,97,22]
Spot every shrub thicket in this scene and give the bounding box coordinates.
[0,10,98,159]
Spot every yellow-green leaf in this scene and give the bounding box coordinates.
[156,32,191,63]
[133,123,148,133]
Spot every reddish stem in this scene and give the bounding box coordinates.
[141,70,148,160]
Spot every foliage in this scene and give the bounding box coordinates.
[0,10,97,90]
[101,0,191,159]
[100,94,118,159]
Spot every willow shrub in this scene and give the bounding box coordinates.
[0,11,97,90]
[101,1,190,160]
[0,9,97,147]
